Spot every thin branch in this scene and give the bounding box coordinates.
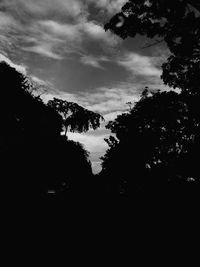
[142,38,165,49]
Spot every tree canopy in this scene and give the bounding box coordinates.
[100,0,200,197]
[105,0,200,93]
[47,98,104,136]
[101,88,200,196]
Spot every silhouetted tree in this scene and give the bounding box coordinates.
[101,88,200,196]
[0,62,102,201]
[47,98,104,136]
[35,136,92,197]
[102,1,200,198]
[105,0,200,94]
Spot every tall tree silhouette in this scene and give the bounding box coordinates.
[47,98,104,137]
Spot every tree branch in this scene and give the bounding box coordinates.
[186,0,200,13]
[142,39,165,49]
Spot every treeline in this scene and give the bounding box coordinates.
[0,62,103,202]
[99,88,200,198]
[3,60,199,202]
[99,0,200,200]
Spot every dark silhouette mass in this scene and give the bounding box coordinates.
[1,0,200,206]
[0,61,103,203]
[99,0,200,201]
[100,88,200,198]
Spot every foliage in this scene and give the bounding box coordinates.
[47,98,104,136]
[105,0,200,93]
[0,62,63,139]
[101,88,200,195]
[101,0,200,197]
[0,62,101,199]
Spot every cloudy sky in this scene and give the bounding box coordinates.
[0,0,169,173]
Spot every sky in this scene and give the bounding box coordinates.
[0,0,170,173]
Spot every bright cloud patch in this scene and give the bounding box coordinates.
[67,131,109,153]
[117,52,162,77]
[67,130,110,174]
[80,55,109,69]
[38,20,81,41]
[77,85,140,114]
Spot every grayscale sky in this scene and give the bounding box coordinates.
[0,0,170,173]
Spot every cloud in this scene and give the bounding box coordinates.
[77,85,140,114]
[103,110,126,121]
[0,0,120,60]
[30,75,52,87]
[67,131,109,153]
[80,55,109,69]
[22,45,63,60]
[0,0,86,19]
[0,11,17,28]
[88,0,127,14]
[117,52,162,77]
[83,21,117,43]
[19,19,82,59]
[41,81,145,119]
[38,20,80,41]
[80,56,103,69]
